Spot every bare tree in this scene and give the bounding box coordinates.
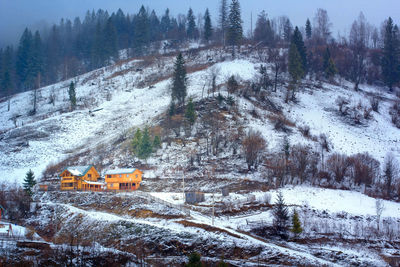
[375,198,384,232]
[383,153,399,197]
[242,130,267,170]
[268,48,287,92]
[313,8,332,44]
[349,13,369,91]
[326,153,350,183]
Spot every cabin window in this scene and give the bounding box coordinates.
[110,183,113,187]
[136,175,138,178]
[107,175,111,178]
[88,174,92,178]
[127,174,129,178]
[119,174,122,178]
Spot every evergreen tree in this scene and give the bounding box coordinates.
[219,0,229,46]
[272,191,289,238]
[134,6,150,55]
[160,9,171,39]
[30,31,44,84]
[288,43,304,83]
[23,169,36,196]
[185,98,196,125]
[381,17,400,91]
[138,127,153,160]
[323,47,337,79]
[227,75,239,95]
[1,46,14,100]
[149,10,161,41]
[103,18,118,62]
[171,53,187,106]
[291,209,303,237]
[185,252,201,267]
[282,18,293,43]
[16,28,33,89]
[186,8,197,39]
[291,26,307,73]
[254,11,274,45]
[305,18,312,39]
[132,129,142,153]
[68,81,76,109]
[226,0,243,56]
[153,135,161,150]
[203,9,213,43]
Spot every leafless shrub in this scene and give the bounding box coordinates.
[268,114,295,133]
[336,96,350,115]
[348,153,380,186]
[242,130,267,171]
[289,145,319,183]
[298,125,311,137]
[369,96,380,112]
[363,107,373,120]
[326,153,351,183]
[390,101,400,128]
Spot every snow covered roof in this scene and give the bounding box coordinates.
[105,168,137,175]
[83,180,105,185]
[62,166,92,177]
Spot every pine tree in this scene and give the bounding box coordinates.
[186,8,197,39]
[171,53,187,106]
[305,19,312,39]
[16,28,33,89]
[273,191,289,238]
[227,75,239,95]
[153,135,161,150]
[381,17,400,91]
[185,98,196,125]
[323,47,337,79]
[31,31,43,84]
[138,127,153,160]
[288,43,304,83]
[291,26,307,73]
[23,169,36,196]
[1,46,14,103]
[186,252,201,267]
[134,6,150,56]
[68,81,76,109]
[103,18,118,62]
[291,209,303,237]
[226,0,243,56]
[132,129,142,154]
[203,9,213,43]
[219,0,228,46]
[160,9,171,39]
[254,11,274,45]
[149,10,161,41]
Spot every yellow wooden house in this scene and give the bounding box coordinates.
[105,168,143,191]
[60,165,103,191]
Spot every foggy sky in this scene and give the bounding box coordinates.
[1,0,399,48]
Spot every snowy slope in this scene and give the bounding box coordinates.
[0,50,399,184]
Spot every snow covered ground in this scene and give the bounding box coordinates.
[0,48,399,187]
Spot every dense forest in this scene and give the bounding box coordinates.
[0,1,399,99]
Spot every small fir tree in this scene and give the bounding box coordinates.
[323,47,337,79]
[273,191,289,238]
[186,252,201,267]
[68,81,76,109]
[203,8,213,43]
[227,75,239,95]
[288,43,304,83]
[226,0,243,56]
[186,8,197,39]
[381,17,400,91]
[153,135,161,150]
[132,129,142,155]
[185,98,196,125]
[23,169,36,196]
[171,53,187,106]
[291,209,303,237]
[305,19,312,39]
[291,26,307,73]
[138,127,153,160]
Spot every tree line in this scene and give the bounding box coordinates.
[1,2,399,101]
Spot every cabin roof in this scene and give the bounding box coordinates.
[83,180,105,185]
[105,168,138,175]
[60,165,93,177]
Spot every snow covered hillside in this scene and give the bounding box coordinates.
[0,47,399,184]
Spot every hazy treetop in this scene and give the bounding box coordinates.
[0,0,399,47]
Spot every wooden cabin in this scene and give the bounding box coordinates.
[59,166,102,191]
[105,168,143,191]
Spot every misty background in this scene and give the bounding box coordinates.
[0,0,399,48]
